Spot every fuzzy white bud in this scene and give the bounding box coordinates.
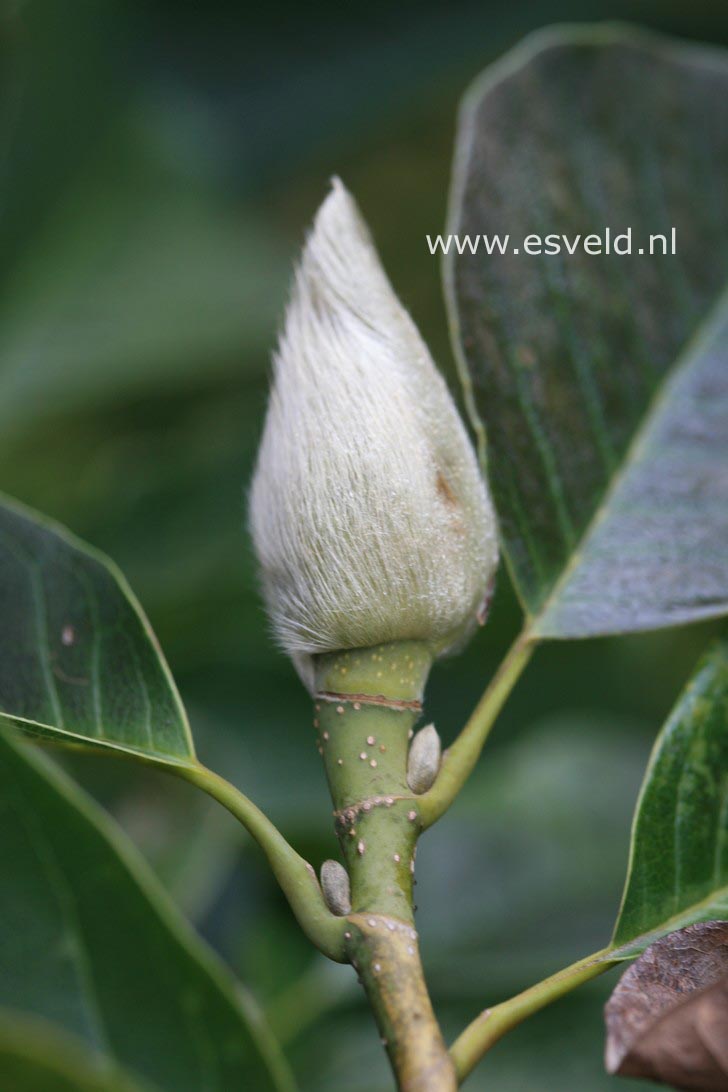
[250,179,498,684]
[407,724,441,794]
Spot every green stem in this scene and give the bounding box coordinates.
[313,641,457,1092]
[418,629,536,828]
[345,914,457,1092]
[174,763,347,963]
[450,947,617,1083]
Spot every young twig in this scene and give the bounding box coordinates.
[418,630,535,829]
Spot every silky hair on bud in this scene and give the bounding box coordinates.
[250,179,498,686]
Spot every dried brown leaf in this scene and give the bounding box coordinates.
[605,921,728,1090]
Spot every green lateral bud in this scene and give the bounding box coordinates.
[320,859,352,916]
[407,724,441,794]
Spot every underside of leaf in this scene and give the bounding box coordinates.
[447,25,728,637]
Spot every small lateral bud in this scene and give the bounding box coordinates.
[407,724,441,794]
[320,859,352,916]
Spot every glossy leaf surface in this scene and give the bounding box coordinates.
[447,27,728,637]
[0,731,290,1092]
[0,493,195,766]
[611,638,728,957]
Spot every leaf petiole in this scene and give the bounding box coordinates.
[174,763,347,963]
[450,947,617,1083]
[418,629,536,829]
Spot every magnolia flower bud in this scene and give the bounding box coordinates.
[249,179,498,685]
[320,859,352,916]
[407,724,441,794]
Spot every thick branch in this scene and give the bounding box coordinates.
[314,641,457,1091]
[347,913,456,1092]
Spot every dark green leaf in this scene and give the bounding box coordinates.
[610,637,728,957]
[0,1011,148,1092]
[0,730,293,1092]
[0,492,196,766]
[447,26,728,637]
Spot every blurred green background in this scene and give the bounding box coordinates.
[2,1,726,1088]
